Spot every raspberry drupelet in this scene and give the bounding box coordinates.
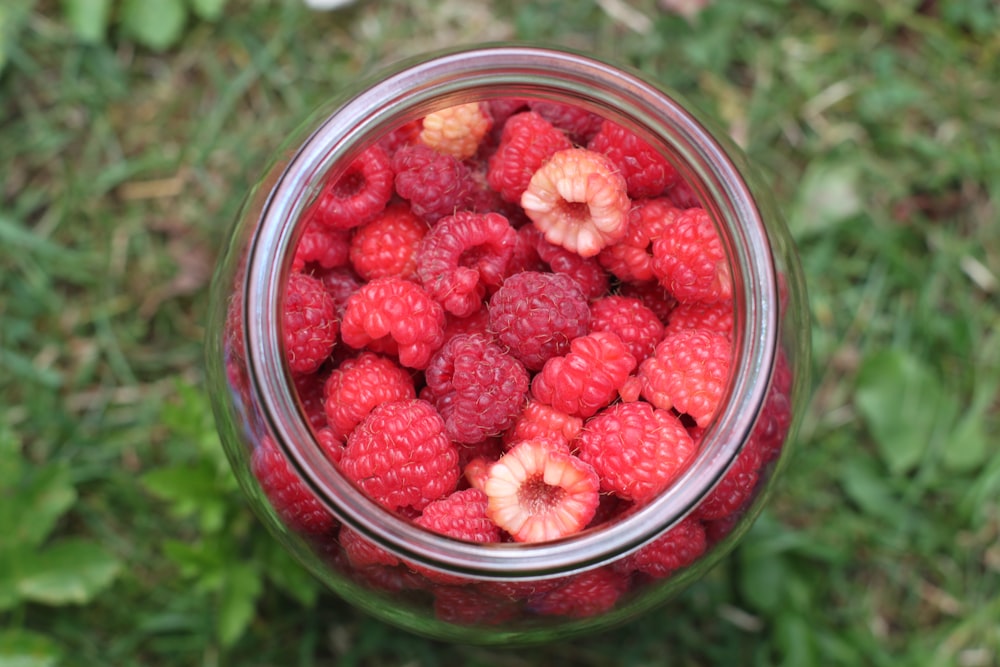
[651,206,732,304]
[283,271,339,375]
[308,144,394,230]
[323,351,416,441]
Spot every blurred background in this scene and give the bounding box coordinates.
[1,0,997,665]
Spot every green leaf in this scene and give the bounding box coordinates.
[775,610,819,667]
[0,629,62,667]
[0,1,36,77]
[187,0,226,22]
[838,456,902,522]
[0,464,77,550]
[16,539,121,606]
[940,378,995,472]
[120,0,188,51]
[216,564,262,646]
[738,549,788,614]
[61,0,112,43]
[789,160,864,238]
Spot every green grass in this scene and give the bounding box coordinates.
[2,0,998,665]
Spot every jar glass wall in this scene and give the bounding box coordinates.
[205,45,809,644]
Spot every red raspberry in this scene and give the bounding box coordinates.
[521,148,630,258]
[314,266,364,317]
[528,99,604,144]
[433,585,518,626]
[534,231,610,301]
[340,399,459,512]
[665,300,734,336]
[505,224,548,275]
[283,272,338,375]
[639,328,732,428]
[416,211,517,317]
[392,143,477,223]
[616,517,706,578]
[308,144,394,229]
[693,444,762,521]
[588,119,680,198]
[349,203,428,281]
[323,352,416,440]
[589,295,666,363]
[576,402,696,504]
[528,567,627,618]
[293,370,328,430]
[424,334,530,444]
[340,277,446,369]
[251,437,336,535]
[487,271,590,371]
[531,331,637,419]
[651,207,732,304]
[339,526,400,568]
[617,279,677,323]
[292,219,352,272]
[419,102,493,160]
[503,399,583,449]
[598,198,681,282]
[462,456,493,492]
[666,177,701,209]
[378,119,422,156]
[415,488,501,543]
[487,111,572,203]
[315,426,344,465]
[441,306,491,345]
[484,439,599,543]
[747,364,793,465]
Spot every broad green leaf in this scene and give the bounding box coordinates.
[217,564,262,646]
[940,379,995,472]
[143,463,221,507]
[775,610,819,667]
[0,629,62,667]
[16,539,121,606]
[838,456,901,522]
[0,465,77,550]
[789,160,864,238]
[120,0,187,51]
[61,0,112,43]
[738,549,788,614]
[187,0,226,22]
[0,544,29,610]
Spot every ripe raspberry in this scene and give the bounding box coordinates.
[588,120,681,198]
[666,177,701,209]
[694,444,762,521]
[487,271,590,371]
[433,585,518,626]
[340,399,459,512]
[315,426,344,465]
[293,370,328,430]
[308,144,393,229]
[283,271,338,375]
[323,351,416,440]
[251,437,336,535]
[639,327,732,427]
[487,111,572,203]
[651,207,732,303]
[292,219,352,272]
[315,266,364,317]
[339,525,400,568]
[416,211,517,317]
[415,488,501,543]
[462,456,493,492]
[534,231,610,301]
[441,306,491,345]
[598,198,681,282]
[521,148,630,258]
[527,567,627,618]
[419,102,493,161]
[747,369,793,465]
[531,331,637,419]
[505,224,548,275]
[617,279,677,323]
[503,399,583,449]
[528,99,604,144]
[484,439,599,543]
[484,97,529,132]
[589,295,666,363]
[665,300,734,337]
[349,203,428,281]
[340,277,446,369]
[576,402,696,504]
[616,517,707,579]
[424,334,530,444]
[392,143,477,223]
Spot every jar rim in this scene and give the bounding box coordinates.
[243,44,779,579]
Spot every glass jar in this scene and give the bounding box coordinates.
[205,45,809,644]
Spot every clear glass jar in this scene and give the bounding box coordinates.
[205,45,809,644]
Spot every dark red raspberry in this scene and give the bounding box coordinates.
[487,111,571,203]
[617,279,677,323]
[616,517,706,579]
[666,177,701,209]
[433,585,519,626]
[747,361,793,465]
[251,437,336,535]
[308,144,393,229]
[292,219,352,272]
[424,334,530,444]
[487,271,590,371]
[576,401,695,504]
[283,271,338,375]
[588,119,680,198]
[483,97,530,139]
[416,211,517,317]
[665,300,734,336]
[589,295,666,363]
[340,399,459,512]
[598,198,681,282]
[340,277,446,369]
[441,306,492,345]
[392,143,477,223]
[314,266,364,317]
[349,202,428,281]
[528,99,604,144]
[505,224,548,276]
[693,444,762,521]
[531,331,637,419]
[534,231,610,301]
[528,567,628,618]
[323,351,416,440]
[651,206,732,304]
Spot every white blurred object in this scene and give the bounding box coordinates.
[303,0,358,10]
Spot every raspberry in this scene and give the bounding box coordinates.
[323,351,416,440]
[589,295,666,363]
[528,100,604,144]
[588,119,680,198]
[528,567,627,618]
[693,444,761,521]
[503,399,583,449]
[315,426,344,465]
[639,327,732,427]
[666,177,701,209]
[747,367,793,465]
[665,300,734,336]
[340,399,459,512]
[424,334,530,444]
[521,147,630,258]
[416,211,517,317]
[484,97,529,132]
[487,271,590,371]
[292,219,352,272]
[651,206,732,304]
[392,143,477,223]
[617,279,676,323]
[616,517,706,579]
[419,102,493,161]
[340,277,446,369]
[484,439,599,543]
[251,437,336,535]
[308,144,394,229]
[505,224,548,275]
[339,526,400,568]
[534,232,610,301]
[378,119,422,156]
[487,111,572,203]
[433,586,518,626]
[462,456,493,492]
[283,271,338,375]
[415,488,501,543]
[315,266,364,317]
[349,203,428,281]
[598,198,681,282]
[576,402,696,504]
[293,370,329,430]
[441,305,491,345]
[531,331,637,419]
